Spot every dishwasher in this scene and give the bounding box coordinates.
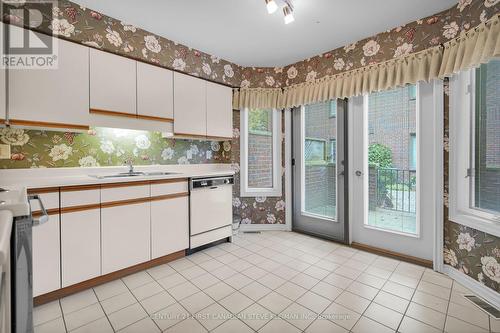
[189,175,234,249]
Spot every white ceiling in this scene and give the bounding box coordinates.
[73,0,457,67]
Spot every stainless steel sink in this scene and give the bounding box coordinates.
[89,171,179,179]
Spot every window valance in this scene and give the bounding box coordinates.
[233,14,500,110]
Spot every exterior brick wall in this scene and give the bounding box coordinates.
[248,132,273,188]
[368,86,416,170]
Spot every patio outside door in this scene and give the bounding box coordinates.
[349,81,442,261]
[292,100,348,243]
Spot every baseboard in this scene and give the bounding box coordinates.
[34,250,185,306]
[239,223,290,232]
[351,242,433,268]
[443,264,500,310]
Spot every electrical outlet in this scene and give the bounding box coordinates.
[0,144,11,159]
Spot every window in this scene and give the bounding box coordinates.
[240,108,282,197]
[330,139,337,164]
[305,138,326,163]
[365,84,418,235]
[408,85,417,101]
[330,100,337,117]
[450,60,500,237]
[409,133,417,170]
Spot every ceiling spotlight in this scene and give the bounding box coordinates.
[283,5,294,24]
[265,0,278,14]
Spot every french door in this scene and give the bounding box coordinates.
[349,81,442,261]
[292,100,348,243]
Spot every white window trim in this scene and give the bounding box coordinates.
[449,69,500,237]
[240,108,282,197]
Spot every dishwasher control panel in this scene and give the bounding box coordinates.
[190,176,234,190]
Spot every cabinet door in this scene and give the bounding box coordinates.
[173,72,206,136]
[90,48,136,115]
[206,82,233,138]
[32,213,60,296]
[61,209,101,287]
[151,196,189,259]
[8,28,89,128]
[137,62,173,121]
[101,202,150,274]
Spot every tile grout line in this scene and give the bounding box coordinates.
[91,288,116,333]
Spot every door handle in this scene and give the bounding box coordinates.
[355,170,363,177]
[28,194,49,226]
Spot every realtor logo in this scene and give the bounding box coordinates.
[1,0,58,69]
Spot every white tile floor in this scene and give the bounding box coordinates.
[33,231,500,333]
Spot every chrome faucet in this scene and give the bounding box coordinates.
[124,159,134,174]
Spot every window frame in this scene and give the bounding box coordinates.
[240,108,282,197]
[449,68,500,237]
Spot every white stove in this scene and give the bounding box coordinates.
[0,187,30,218]
[0,186,42,333]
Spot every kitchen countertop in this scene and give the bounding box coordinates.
[0,164,235,189]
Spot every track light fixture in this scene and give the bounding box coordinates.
[283,5,294,24]
[265,0,278,14]
[264,0,295,24]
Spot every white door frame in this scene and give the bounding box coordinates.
[348,80,444,264]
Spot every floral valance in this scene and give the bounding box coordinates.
[232,87,282,110]
[233,14,500,110]
[439,13,500,77]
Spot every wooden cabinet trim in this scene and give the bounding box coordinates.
[60,204,101,214]
[89,108,137,119]
[9,119,89,131]
[174,132,232,141]
[100,180,151,189]
[150,192,189,202]
[149,178,188,185]
[101,196,151,208]
[34,250,185,306]
[136,114,174,122]
[32,208,60,217]
[28,187,60,194]
[60,184,101,192]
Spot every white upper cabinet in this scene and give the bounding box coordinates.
[173,72,207,136]
[137,61,174,121]
[8,29,89,129]
[90,48,136,115]
[206,82,233,138]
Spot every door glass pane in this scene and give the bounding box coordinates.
[366,85,417,234]
[248,108,273,188]
[473,60,500,214]
[303,101,337,219]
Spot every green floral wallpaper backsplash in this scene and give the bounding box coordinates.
[0,127,231,169]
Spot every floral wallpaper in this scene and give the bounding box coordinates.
[442,79,500,293]
[0,127,231,169]
[1,0,499,291]
[1,0,241,87]
[231,111,286,225]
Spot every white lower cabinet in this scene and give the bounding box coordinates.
[61,209,101,287]
[151,197,189,259]
[32,214,60,297]
[101,202,151,274]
